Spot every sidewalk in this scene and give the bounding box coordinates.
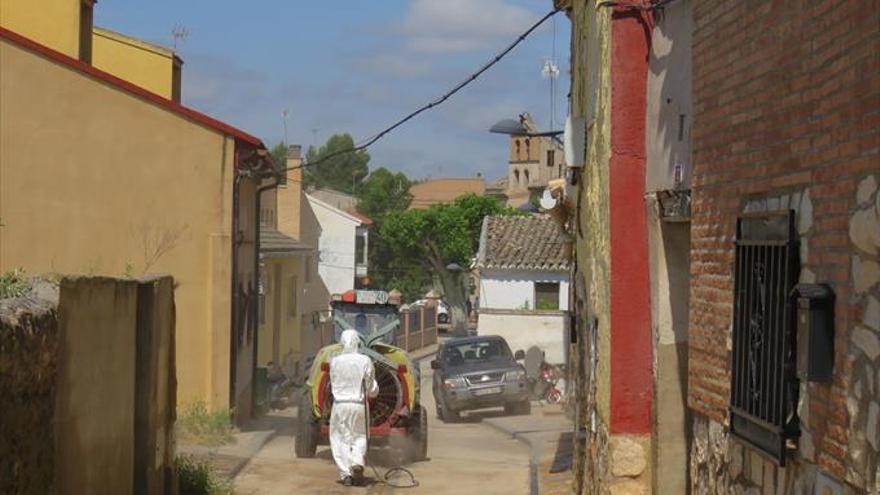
[483,403,575,495]
[178,407,297,481]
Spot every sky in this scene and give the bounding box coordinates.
[95,1,570,181]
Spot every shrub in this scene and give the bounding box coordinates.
[177,401,235,446]
[176,455,232,495]
[0,269,29,299]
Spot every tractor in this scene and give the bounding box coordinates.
[295,290,428,463]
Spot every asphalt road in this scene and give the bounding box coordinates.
[232,356,531,495]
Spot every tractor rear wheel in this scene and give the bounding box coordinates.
[405,405,428,462]
[294,391,319,458]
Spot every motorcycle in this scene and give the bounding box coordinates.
[530,361,563,404]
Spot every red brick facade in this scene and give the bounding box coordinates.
[689,0,879,485]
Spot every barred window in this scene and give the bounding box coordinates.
[729,211,800,465]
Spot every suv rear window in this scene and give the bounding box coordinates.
[445,340,511,365]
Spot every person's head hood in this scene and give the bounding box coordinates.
[340,329,361,354]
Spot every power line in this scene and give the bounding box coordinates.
[283,7,561,174]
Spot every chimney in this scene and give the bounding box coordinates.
[276,144,304,240]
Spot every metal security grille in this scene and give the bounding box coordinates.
[729,211,800,465]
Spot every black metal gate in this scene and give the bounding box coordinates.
[729,211,800,465]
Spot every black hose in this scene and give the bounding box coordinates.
[363,380,420,488]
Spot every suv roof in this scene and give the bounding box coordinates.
[441,335,507,347]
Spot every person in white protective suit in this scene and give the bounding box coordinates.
[329,329,379,486]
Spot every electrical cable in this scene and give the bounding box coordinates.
[283,7,561,174]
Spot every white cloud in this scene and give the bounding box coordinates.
[400,0,536,54]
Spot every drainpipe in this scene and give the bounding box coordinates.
[230,159,246,412]
[252,162,280,413]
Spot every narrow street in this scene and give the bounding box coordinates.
[233,356,532,495]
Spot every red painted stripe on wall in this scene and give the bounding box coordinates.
[609,10,653,435]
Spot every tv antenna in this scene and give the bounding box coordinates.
[281,109,290,146]
[171,24,190,50]
[541,16,560,132]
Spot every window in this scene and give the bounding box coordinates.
[547,149,556,168]
[525,139,531,158]
[535,283,560,310]
[514,169,520,185]
[515,139,521,159]
[287,276,298,319]
[355,234,366,265]
[524,170,530,185]
[729,211,799,466]
[304,256,312,283]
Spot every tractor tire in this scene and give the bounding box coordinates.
[295,391,319,458]
[405,405,429,463]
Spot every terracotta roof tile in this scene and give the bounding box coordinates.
[478,215,569,271]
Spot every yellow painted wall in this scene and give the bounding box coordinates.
[0,0,85,59]
[258,256,305,376]
[0,37,246,411]
[92,27,180,101]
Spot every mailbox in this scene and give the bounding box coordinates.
[794,283,834,382]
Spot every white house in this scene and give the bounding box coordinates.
[305,194,371,296]
[475,214,570,365]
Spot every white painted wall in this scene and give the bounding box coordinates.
[479,269,569,311]
[476,310,568,365]
[307,195,362,296]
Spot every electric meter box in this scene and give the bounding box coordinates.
[794,283,834,382]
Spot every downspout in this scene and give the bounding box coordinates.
[252,164,280,412]
[230,152,245,411]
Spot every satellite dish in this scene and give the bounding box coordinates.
[540,188,558,210]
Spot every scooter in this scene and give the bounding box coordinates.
[530,362,563,404]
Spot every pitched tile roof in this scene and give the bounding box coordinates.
[477,215,569,271]
[260,226,312,257]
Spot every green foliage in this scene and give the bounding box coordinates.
[304,134,369,194]
[353,168,426,300]
[177,402,234,447]
[270,142,288,184]
[176,455,232,495]
[355,167,412,223]
[0,269,28,299]
[380,194,513,268]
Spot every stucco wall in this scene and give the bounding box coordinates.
[645,0,692,193]
[479,269,570,311]
[258,255,305,376]
[0,0,82,59]
[476,309,568,365]
[307,195,359,296]
[92,27,177,100]
[0,37,238,411]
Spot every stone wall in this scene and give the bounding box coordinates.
[0,282,59,494]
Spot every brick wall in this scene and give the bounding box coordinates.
[689,0,879,491]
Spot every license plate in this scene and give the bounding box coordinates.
[473,386,502,396]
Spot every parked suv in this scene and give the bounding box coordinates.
[431,336,530,421]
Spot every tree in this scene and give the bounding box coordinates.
[380,194,517,335]
[355,167,412,222]
[355,168,426,300]
[303,134,369,194]
[269,142,288,183]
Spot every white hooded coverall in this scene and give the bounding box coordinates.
[329,330,379,480]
